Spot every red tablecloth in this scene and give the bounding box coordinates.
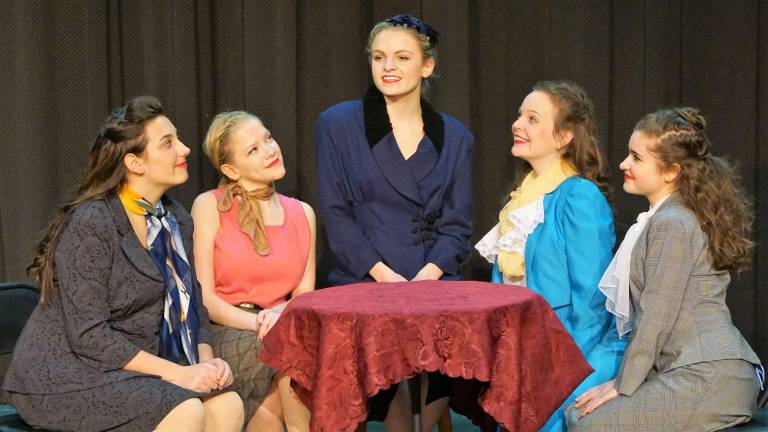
[260,280,592,432]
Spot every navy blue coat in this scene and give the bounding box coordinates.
[316,88,474,285]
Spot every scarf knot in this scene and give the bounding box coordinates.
[217,182,275,255]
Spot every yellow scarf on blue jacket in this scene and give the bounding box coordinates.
[498,159,576,278]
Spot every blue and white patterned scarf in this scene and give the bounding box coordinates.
[119,184,200,365]
[146,200,200,364]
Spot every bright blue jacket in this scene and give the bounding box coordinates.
[492,176,626,432]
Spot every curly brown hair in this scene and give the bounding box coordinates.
[527,80,612,200]
[635,107,753,272]
[29,96,165,304]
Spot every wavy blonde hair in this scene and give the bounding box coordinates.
[202,111,262,186]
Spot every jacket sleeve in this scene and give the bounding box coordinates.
[194,278,213,346]
[561,182,616,351]
[315,112,382,279]
[615,216,693,396]
[55,203,141,371]
[426,132,474,276]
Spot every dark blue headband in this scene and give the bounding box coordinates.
[384,15,440,48]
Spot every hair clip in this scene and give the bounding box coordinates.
[110,107,127,122]
[673,116,688,127]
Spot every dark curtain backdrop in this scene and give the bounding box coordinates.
[1,1,766,360]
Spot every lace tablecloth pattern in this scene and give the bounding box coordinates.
[260,280,592,432]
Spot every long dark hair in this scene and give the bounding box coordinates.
[528,80,611,200]
[30,96,165,304]
[635,107,753,272]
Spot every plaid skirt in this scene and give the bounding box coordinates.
[211,322,277,421]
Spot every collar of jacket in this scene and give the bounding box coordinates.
[362,85,444,155]
[654,191,684,213]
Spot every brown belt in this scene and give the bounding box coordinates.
[237,303,264,313]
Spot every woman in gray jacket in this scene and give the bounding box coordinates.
[2,96,243,431]
[567,107,762,431]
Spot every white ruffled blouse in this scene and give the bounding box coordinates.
[474,197,545,287]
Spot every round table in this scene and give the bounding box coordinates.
[260,280,592,432]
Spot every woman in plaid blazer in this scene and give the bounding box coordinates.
[567,107,762,431]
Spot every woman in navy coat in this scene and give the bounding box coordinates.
[315,15,473,432]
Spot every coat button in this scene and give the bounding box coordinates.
[412,238,421,246]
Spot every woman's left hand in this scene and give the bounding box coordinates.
[411,263,444,281]
[256,308,281,341]
[573,379,618,417]
[202,357,234,389]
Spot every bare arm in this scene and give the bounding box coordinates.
[291,201,317,298]
[191,192,259,332]
[256,202,319,340]
[123,349,220,392]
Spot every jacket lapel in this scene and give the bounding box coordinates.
[410,135,439,183]
[370,133,423,204]
[363,86,444,204]
[107,195,164,282]
[631,192,684,291]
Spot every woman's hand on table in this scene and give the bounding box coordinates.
[411,263,444,281]
[256,308,281,341]
[573,379,618,417]
[201,357,234,389]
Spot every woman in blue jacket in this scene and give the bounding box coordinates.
[476,81,626,432]
[316,15,473,432]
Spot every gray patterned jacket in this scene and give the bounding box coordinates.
[616,194,760,396]
[3,195,212,394]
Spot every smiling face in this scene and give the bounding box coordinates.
[370,28,434,101]
[220,117,285,190]
[619,130,678,204]
[510,91,572,172]
[132,115,190,190]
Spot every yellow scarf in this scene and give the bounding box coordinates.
[118,183,155,215]
[498,159,577,278]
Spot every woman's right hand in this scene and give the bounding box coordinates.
[573,379,618,417]
[369,262,407,282]
[166,362,220,393]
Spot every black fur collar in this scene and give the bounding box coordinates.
[363,85,444,155]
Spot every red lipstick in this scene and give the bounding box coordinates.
[266,158,280,168]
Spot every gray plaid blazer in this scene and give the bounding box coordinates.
[615,194,760,396]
